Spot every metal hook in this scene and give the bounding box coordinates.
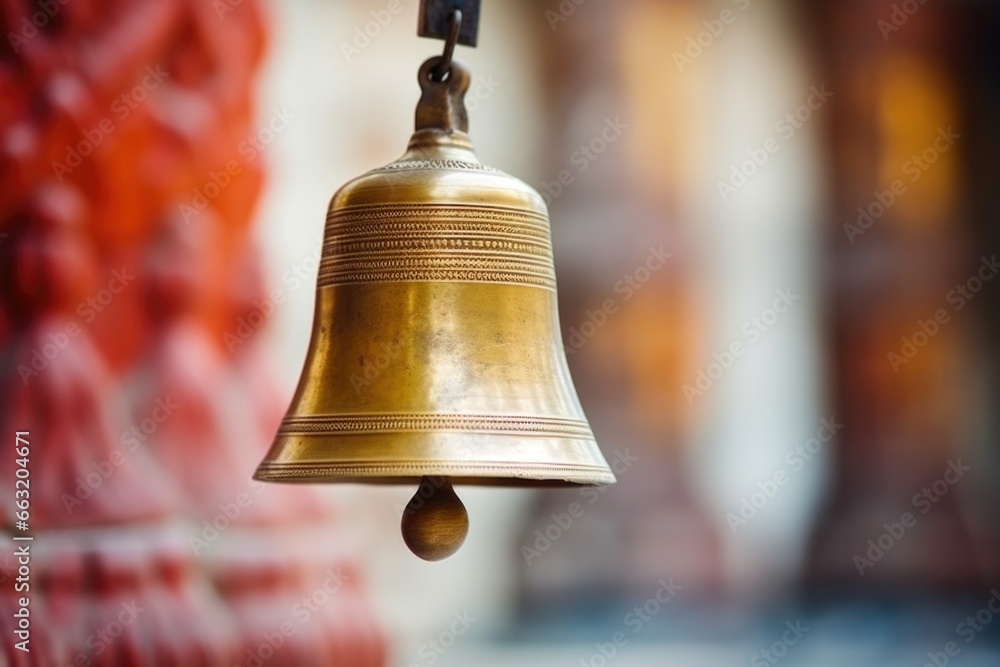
[430,9,462,82]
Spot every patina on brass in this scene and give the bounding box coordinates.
[254,55,616,559]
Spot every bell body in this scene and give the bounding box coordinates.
[255,61,615,488]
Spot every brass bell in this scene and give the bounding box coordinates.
[254,53,616,561]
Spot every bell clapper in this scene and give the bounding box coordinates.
[401,476,469,561]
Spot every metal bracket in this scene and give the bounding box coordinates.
[419,0,481,48]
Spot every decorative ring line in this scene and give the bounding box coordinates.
[277,413,593,437]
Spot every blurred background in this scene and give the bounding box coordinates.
[2,0,1000,665]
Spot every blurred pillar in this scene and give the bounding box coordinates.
[516,0,726,612]
[804,0,1000,592]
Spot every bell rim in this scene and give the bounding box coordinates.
[253,460,616,487]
